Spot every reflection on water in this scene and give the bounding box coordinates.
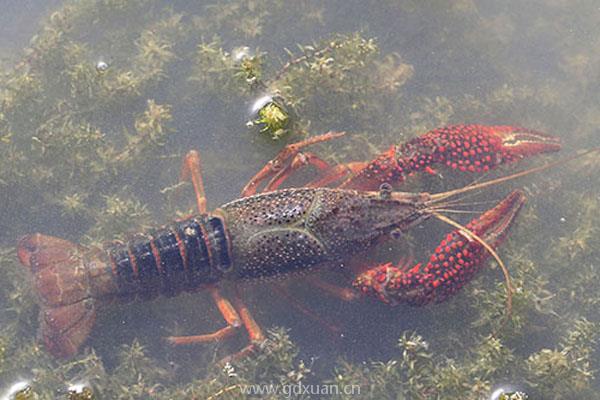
[1,380,30,400]
[0,1,599,399]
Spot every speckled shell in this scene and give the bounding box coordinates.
[220,187,424,281]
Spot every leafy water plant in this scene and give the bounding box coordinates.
[498,391,529,400]
[13,386,36,400]
[67,387,94,400]
[525,318,597,399]
[246,95,290,139]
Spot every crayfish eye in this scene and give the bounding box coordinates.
[390,228,403,240]
[379,182,393,199]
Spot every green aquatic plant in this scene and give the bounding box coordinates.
[116,99,174,162]
[85,195,153,243]
[233,46,264,88]
[499,391,529,400]
[330,331,516,399]
[67,387,94,400]
[525,318,597,399]
[14,386,37,400]
[1,0,600,399]
[190,38,243,96]
[247,96,290,139]
[104,340,171,399]
[468,246,559,337]
[0,337,5,371]
[190,30,409,141]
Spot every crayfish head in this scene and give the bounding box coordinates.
[306,189,431,258]
[492,126,561,159]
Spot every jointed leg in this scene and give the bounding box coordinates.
[306,161,368,188]
[174,151,267,358]
[270,283,342,334]
[166,287,241,345]
[181,150,208,214]
[304,276,359,302]
[241,131,345,196]
[233,290,264,343]
[219,291,265,363]
[263,152,331,193]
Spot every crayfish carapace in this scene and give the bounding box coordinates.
[17,124,565,360]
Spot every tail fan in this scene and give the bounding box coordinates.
[17,234,96,358]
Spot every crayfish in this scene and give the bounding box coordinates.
[17,124,565,360]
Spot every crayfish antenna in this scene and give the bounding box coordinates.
[428,147,600,204]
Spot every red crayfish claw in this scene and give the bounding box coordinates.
[340,124,561,191]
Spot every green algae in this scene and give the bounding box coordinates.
[247,97,290,140]
[0,1,599,399]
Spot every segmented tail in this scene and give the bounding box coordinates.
[17,234,96,358]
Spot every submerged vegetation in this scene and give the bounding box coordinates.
[0,0,599,399]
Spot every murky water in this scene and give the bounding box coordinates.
[1,1,599,399]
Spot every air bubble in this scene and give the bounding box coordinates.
[96,60,109,73]
[1,380,32,400]
[67,382,92,395]
[490,386,528,400]
[233,46,253,63]
[250,94,275,115]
